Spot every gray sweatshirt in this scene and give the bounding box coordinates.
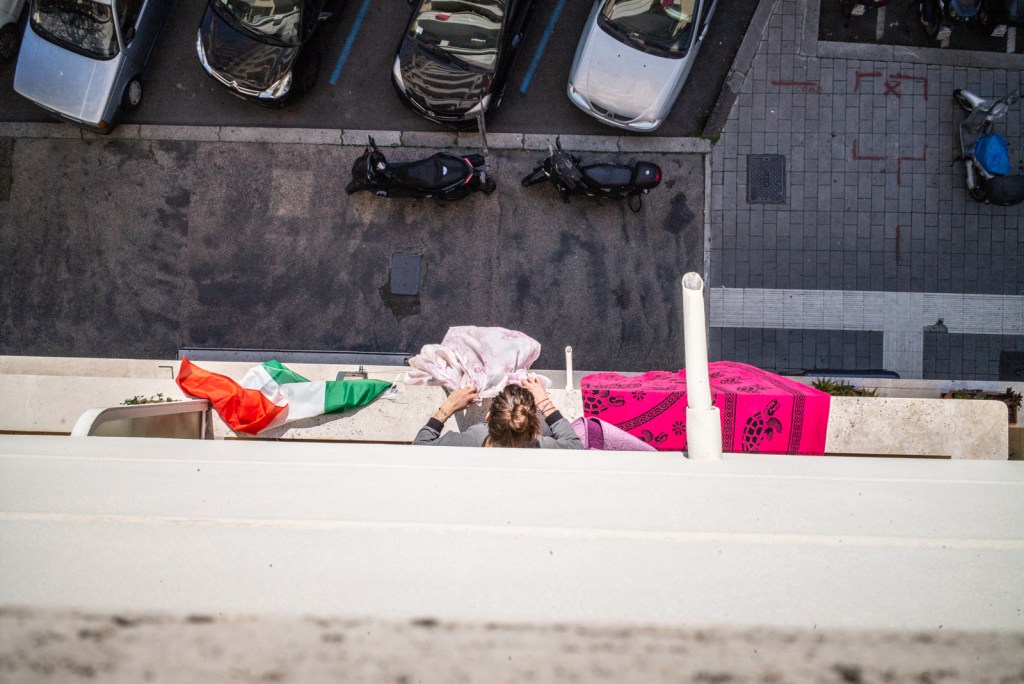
[413,410,583,449]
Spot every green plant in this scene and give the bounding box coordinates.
[811,378,878,397]
[121,392,175,406]
[999,387,1022,412]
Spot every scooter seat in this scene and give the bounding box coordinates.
[581,164,633,188]
[975,133,1011,176]
[390,154,469,192]
[986,175,1024,206]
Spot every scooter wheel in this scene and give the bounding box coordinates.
[345,180,363,195]
[969,183,987,202]
[521,168,548,187]
[482,179,497,194]
[953,89,974,113]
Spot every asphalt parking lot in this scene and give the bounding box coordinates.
[0,0,757,137]
[818,0,1024,53]
[0,137,705,371]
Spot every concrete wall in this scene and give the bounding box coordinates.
[2,434,1022,633]
[0,356,1012,458]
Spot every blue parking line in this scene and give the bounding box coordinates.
[329,0,373,86]
[518,0,566,95]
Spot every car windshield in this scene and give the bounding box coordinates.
[599,0,699,56]
[409,0,504,71]
[30,0,118,59]
[216,0,301,45]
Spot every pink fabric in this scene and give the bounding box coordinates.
[581,362,830,455]
[571,417,657,451]
[404,326,551,399]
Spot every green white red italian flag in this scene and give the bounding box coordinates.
[176,358,392,435]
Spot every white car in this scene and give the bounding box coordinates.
[567,0,718,132]
[0,0,26,59]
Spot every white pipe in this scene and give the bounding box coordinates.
[562,346,577,420]
[682,273,722,461]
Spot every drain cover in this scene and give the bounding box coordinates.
[747,154,786,204]
[390,253,422,296]
[1000,351,1024,382]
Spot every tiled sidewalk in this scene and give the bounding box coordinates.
[708,0,1024,380]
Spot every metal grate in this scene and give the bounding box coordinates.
[747,154,786,204]
[390,253,422,296]
[0,139,12,202]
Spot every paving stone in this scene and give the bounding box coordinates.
[140,125,222,142]
[342,129,401,146]
[403,131,457,148]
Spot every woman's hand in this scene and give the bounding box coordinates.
[435,386,479,422]
[521,377,550,407]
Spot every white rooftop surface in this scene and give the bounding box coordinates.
[1,435,1022,632]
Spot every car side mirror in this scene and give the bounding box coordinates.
[124,25,135,42]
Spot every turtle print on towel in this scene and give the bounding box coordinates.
[580,362,830,455]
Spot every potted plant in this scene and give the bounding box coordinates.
[812,378,878,397]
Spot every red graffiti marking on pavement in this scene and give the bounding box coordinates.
[854,71,882,92]
[852,141,927,185]
[852,140,887,161]
[896,146,928,185]
[771,80,822,94]
[853,70,928,101]
[890,73,928,100]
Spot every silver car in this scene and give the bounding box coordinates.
[14,0,173,133]
[567,0,718,132]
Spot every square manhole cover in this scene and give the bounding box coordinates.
[747,154,786,204]
[390,253,422,296]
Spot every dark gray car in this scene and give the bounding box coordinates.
[13,0,173,133]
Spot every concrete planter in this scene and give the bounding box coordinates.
[941,389,1021,425]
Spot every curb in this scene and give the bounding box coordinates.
[0,122,713,155]
[703,0,780,138]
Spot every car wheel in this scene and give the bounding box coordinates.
[297,52,321,96]
[0,23,20,60]
[122,77,143,110]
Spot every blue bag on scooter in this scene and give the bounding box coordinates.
[974,133,1011,176]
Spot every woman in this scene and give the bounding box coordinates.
[413,377,582,449]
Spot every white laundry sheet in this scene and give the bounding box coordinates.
[405,326,551,399]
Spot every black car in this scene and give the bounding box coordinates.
[197,0,333,105]
[392,0,536,128]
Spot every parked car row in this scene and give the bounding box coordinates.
[6,0,719,134]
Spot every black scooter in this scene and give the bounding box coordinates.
[521,137,662,212]
[346,137,496,200]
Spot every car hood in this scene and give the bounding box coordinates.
[13,23,119,125]
[570,22,688,122]
[199,4,297,90]
[397,40,490,117]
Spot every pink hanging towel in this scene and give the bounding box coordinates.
[581,362,831,455]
